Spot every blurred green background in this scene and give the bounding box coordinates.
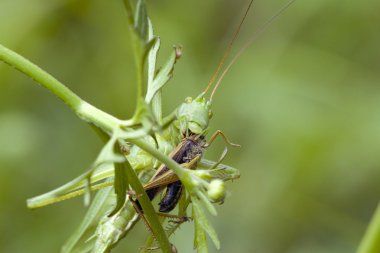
[1,0,380,252]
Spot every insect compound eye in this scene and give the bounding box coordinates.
[208,109,213,119]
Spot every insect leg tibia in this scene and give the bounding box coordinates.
[140,243,178,253]
[157,212,192,224]
[206,130,240,148]
[127,194,159,243]
[205,131,239,170]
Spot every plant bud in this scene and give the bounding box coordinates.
[194,170,211,180]
[207,179,226,203]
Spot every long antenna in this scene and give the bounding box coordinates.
[210,0,296,101]
[203,0,254,95]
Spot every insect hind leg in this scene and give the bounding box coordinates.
[205,130,240,148]
[157,212,192,224]
[140,243,178,253]
[205,130,240,169]
[128,194,181,253]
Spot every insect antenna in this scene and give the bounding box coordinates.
[203,0,254,96]
[209,0,296,101]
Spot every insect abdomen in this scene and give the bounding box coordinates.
[159,181,183,212]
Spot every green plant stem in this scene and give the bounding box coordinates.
[0,44,81,109]
[141,235,155,253]
[77,102,120,133]
[0,43,120,132]
[123,158,172,253]
[131,138,187,179]
[357,202,380,253]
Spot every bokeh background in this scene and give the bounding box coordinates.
[1,0,380,252]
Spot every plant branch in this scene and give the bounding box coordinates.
[131,138,187,179]
[0,43,121,133]
[123,154,172,253]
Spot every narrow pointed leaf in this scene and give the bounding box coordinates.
[27,165,114,208]
[108,143,131,216]
[62,186,115,253]
[192,198,220,250]
[193,203,209,253]
[122,0,134,25]
[134,0,149,41]
[146,19,162,121]
[199,159,241,181]
[145,46,180,104]
[28,136,123,209]
[196,191,217,216]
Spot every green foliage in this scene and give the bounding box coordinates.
[2,0,379,253]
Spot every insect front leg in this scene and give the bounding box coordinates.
[204,130,240,169]
[205,130,240,148]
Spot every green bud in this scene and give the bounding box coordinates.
[193,170,212,180]
[207,179,226,203]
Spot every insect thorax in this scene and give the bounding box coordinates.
[182,135,206,164]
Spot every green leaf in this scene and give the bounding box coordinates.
[27,164,114,208]
[131,97,155,131]
[108,143,131,216]
[123,152,173,253]
[145,46,181,104]
[62,186,115,253]
[192,198,220,251]
[142,36,159,70]
[146,19,162,121]
[122,0,134,25]
[193,202,208,253]
[94,136,125,166]
[199,159,241,181]
[134,0,149,42]
[178,192,190,217]
[84,177,92,206]
[27,136,125,209]
[196,190,217,216]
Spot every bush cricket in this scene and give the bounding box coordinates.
[20,0,295,252]
[132,0,296,221]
